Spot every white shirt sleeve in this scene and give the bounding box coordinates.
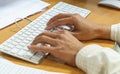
[75,23,120,74]
[111,23,120,45]
[76,44,120,74]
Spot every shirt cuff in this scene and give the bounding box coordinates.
[111,23,120,43]
[75,44,103,69]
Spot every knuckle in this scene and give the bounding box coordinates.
[39,35,45,40]
[55,13,63,17]
[56,19,61,23]
[63,30,68,33]
[57,30,68,38]
[59,33,65,38]
[58,13,63,16]
[61,30,68,34]
[59,40,64,44]
[35,34,41,39]
[72,13,80,18]
[41,32,47,35]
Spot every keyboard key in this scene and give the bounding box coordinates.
[11,48,20,54]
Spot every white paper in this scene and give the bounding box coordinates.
[0,57,63,74]
[0,0,50,29]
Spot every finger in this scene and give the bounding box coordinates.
[33,30,51,40]
[33,31,60,43]
[28,45,55,53]
[41,31,71,40]
[47,13,72,25]
[32,35,57,45]
[46,17,74,30]
[40,31,59,38]
[56,30,75,39]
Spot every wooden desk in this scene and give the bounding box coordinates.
[0,0,120,74]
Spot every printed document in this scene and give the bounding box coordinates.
[0,0,50,29]
[0,56,63,74]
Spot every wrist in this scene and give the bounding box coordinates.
[95,24,111,39]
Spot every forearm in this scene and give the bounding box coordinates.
[96,24,111,39]
[76,44,120,74]
[95,23,120,44]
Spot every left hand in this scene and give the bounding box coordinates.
[28,30,85,66]
[46,13,111,40]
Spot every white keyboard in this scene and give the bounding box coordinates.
[0,2,91,64]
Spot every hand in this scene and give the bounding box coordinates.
[28,30,85,66]
[45,13,111,40]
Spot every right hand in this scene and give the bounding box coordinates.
[28,30,85,66]
[46,13,111,40]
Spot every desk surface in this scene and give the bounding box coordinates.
[0,0,120,74]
